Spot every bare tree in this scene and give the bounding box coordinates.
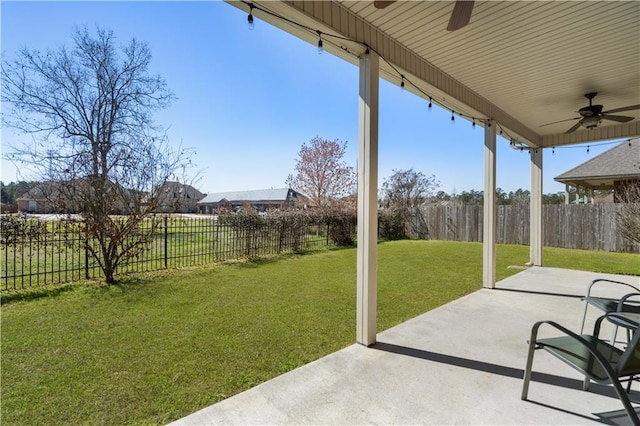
[615,181,640,245]
[380,168,440,239]
[1,26,194,283]
[286,137,356,206]
[381,168,440,209]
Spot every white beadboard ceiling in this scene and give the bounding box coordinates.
[226,1,640,148]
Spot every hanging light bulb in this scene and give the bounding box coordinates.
[247,4,255,30]
[400,75,405,91]
[317,31,323,54]
[451,110,455,124]
[472,118,476,128]
[587,145,590,154]
[552,147,555,155]
[428,97,432,111]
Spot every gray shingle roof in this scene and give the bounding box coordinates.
[198,188,297,204]
[554,138,640,188]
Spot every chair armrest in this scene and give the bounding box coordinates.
[529,317,618,380]
[617,292,640,311]
[584,279,640,299]
[531,315,606,344]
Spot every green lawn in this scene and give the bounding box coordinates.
[1,241,638,425]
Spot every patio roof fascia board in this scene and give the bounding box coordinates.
[541,121,640,148]
[239,0,542,147]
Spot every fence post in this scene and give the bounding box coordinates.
[164,216,168,269]
[85,241,90,280]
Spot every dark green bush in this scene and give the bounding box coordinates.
[378,208,407,240]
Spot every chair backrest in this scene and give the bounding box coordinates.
[616,328,640,377]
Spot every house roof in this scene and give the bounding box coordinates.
[16,182,61,200]
[198,188,300,204]
[157,181,204,198]
[554,138,640,189]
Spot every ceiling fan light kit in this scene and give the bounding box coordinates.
[581,116,602,130]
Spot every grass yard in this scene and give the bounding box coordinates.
[1,240,639,425]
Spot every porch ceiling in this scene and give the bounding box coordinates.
[226,1,640,149]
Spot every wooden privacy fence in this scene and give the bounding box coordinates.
[409,203,639,253]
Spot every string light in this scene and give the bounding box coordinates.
[552,147,555,155]
[316,31,323,54]
[587,145,590,154]
[239,1,531,145]
[472,118,476,128]
[247,4,255,30]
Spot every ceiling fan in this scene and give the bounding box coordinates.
[373,1,475,31]
[542,92,640,134]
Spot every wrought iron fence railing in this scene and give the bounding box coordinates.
[1,215,335,291]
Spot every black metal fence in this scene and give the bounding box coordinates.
[1,215,335,291]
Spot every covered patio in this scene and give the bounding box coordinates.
[174,2,640,423]
[173,267,640,424]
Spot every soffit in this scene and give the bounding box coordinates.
[227,1,640,148]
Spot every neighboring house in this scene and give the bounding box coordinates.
[554,138,640,203]
[17,179,131,214]
[197,188,305,214]
[148,181,205,213]
[16,182,62,213]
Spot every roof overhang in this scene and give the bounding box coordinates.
[554,175,638,191]
[226,1,640,148]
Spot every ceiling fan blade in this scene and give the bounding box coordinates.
[565,121,582,134]
[373,1,395,9]
[602,104,640,114]
[447,0,475,31]
[540,117,580,127]
[601,114,635,123]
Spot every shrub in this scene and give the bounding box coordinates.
[378,208,407,240]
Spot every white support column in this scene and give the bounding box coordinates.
[356,50,379,346]
[530,148,543,266]
[565,184,570,204]
[483,120,497,288]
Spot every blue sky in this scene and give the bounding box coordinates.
[0,1,623,195]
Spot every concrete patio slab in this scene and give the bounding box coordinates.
[171,267,640,425]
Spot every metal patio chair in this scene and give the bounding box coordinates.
[580,278,640,343]
[522,314,640,425]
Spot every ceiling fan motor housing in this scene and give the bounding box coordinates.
[579,104,604,117]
